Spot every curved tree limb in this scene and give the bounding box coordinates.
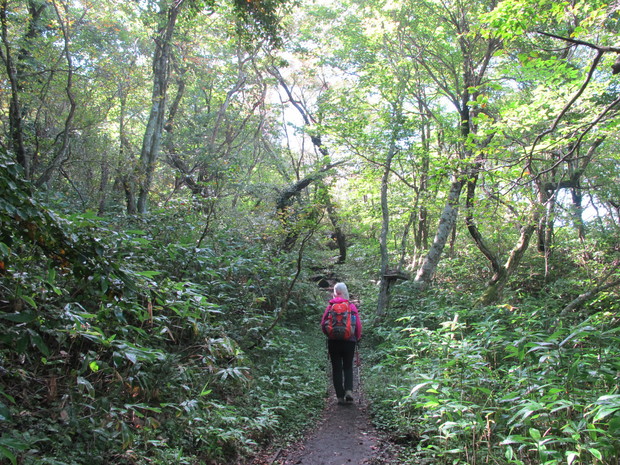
[560,264,620,317]
[275,161,345,211]
[536,31,620,54]
[269,63,346,257]
[35,0,79,187]
[530,31,619,157]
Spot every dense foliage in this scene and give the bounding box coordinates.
[0,152,330,464]
[0,0,619,464]
[363,271,620,465]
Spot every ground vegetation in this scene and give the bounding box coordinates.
[0,0,618,464]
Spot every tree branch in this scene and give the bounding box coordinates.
[560,264,620,317]
[537,31,620,53]
[529,32,620,158]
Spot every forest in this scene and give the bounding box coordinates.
[0,0,619,463]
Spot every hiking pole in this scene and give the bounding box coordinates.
[355,341,361,404]
[326,339,331,398]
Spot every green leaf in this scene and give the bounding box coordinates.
[136,270,161,278]
[124,403,163,414]
[77,376,95,397]
[20,295,36,309]
[199,382,212,397]
[566,452,578,465]
[0,242,9,257]
[28,330,50,357]
[500,435,528,445]
[15,334,28,353]
[132,237,151,245]
[0,312,37,323]
[0,390,15,404]
[0,446,16,465]
[560,326,594,347]
[588,448,602,460]
[0,437,28,449]
[0,402,11,421]
[47,267,56,283]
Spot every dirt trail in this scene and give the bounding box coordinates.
[250,278,398,465]
[271,364,396,465]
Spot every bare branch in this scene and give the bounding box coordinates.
[537,31,620,53]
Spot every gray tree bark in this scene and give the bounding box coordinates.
[377,112,401,315]
[35,0,76,187]
[137,2,183,213]
[414,178,463,286]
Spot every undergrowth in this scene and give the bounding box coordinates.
[363,280,620,465]
[0,160,329,465]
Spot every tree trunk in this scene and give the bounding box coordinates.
[479,224,536,305]
[465,147,539,304]
[399,210,416,270]
[542,191,556,278]
[35,0,76,187]
[115,79,138,215]
[571,185,586,242]
[97,156,109,215]
[137,3,182,213]
[0,0,29,178]
[377,133,398,316]
[559,273,620,317]
[124,176,137,215]
[270,65,348,254]
[276,163,343,250]
[325,193,346,264]
[414,178,463,286]
[465,165,502,274]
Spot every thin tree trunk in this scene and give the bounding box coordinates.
[560,278,620,317]
[269,65,347,255]
[465,145,539,304]
[137,2,183,213]
[377,133,399,316]
[417,97,431,251]
[480,224,536,304]
[571,186,586,242]
[399,210,416,270]
[276,163,343,250]
[0,0,29,178]
[465,162,502,274]
[414,178,463,285]
[97,156,109,215]
[325,193,346,263]
[35,0,77,187]
[543,192,556,279]
[116,80,137,215]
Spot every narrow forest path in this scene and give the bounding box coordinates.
[249,276,399,465]
[272,367,397,465]
[249,355,398,465]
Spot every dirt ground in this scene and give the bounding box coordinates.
[249,362,399,465]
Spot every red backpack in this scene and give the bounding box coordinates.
[324,301,355,341]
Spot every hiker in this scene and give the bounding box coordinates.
[321,282,362,404]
